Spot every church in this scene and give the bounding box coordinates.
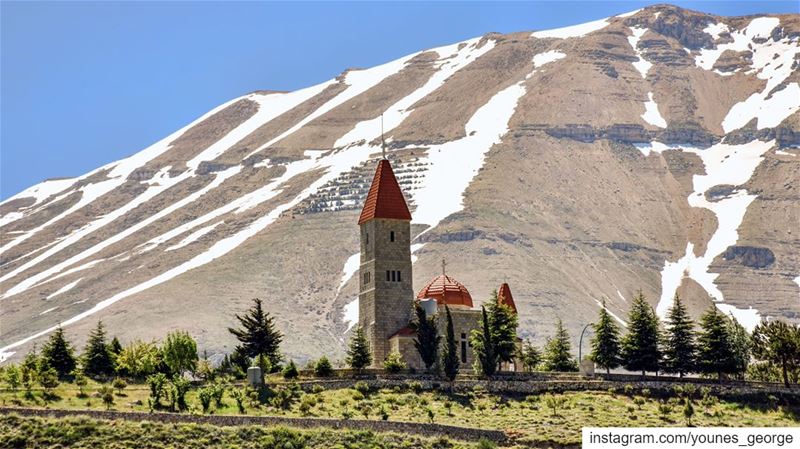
[356,156,521,371]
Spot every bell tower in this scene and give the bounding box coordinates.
[357,155,414,366]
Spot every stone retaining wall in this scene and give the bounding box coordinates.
[284,377,797,401]
[0,407,507,443]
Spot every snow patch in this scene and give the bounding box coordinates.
[641,140,776,331]
[1,166,241,298]
[532,16,610,39]
[335,38,495,149]
[39,307,58,316]
[594,299,628,327]
[627,26,653,78]
[0,177,75,210]
[46,278,82,300]
[412,82,527,229]
[693,17,799,132]
[0,93,250,256]
[343,298,359,332]
[723,83,800,132]
[532,50,567,68]
[337,252,361,294]
[187,84,334,171]
[616,9,641,18]
[246,49,424,159]
[166,221,224,251]
[642,92,667,128]
[775,149,797,157]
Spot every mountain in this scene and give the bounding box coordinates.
[1,4,798,364]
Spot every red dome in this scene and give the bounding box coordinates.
[416,274,473,308]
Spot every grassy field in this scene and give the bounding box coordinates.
[1,378,797,447]
[0,414,480,449]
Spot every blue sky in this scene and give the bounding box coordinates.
[1,1,797,199]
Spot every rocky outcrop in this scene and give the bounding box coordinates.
[723,245,776,268]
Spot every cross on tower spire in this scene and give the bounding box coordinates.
[381,114,387,160]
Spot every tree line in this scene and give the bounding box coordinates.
[588,291,800,386]
[4,293,798,389]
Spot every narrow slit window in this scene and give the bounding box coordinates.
[397,270,401,282]
[461,340,467,363]
[386,270,390,281]
[391,270,396,282]
[365,232,369,244]
[390,231,395,242]
[364,272,370,284]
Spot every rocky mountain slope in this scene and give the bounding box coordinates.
[1,4,798,364]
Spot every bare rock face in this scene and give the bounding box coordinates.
[723,246,776,269]
[1,5,799,364]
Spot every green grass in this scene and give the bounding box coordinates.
[0,414,476,449]
[1,379,797,447]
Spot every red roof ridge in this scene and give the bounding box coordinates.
[358,159,412,225]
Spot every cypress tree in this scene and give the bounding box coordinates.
[83,321,115,378]
[621,290,661,376]
[411,302,440,373]
[542,319,578,372]
[752,320,800,387]
[487,291,519,369]
[590,300,621,374]
[696,306,736,380]
[228,298,283,367]
[346,326,372,373]
[441,306,459,382]
[470,306,498,377]
[662,294,696,377]
[41,326,76,379]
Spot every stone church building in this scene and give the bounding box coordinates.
[357,156,521,371]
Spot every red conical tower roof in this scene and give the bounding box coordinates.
[358,159,412,225]
[497,282,517,314]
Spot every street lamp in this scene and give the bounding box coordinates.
[578,322,594,362]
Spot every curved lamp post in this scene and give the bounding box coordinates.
[577,322,594,362]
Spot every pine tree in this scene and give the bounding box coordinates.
[752,320,800,387]
[41,326,76,379]
[519,340,542,372]
[727,315,751,380]
[662,294,696,377]
[487,291,519,369]
[470,306,498,377]
[621,290,661,376]
[411,302,440,372]
[346,327,372,373]
[83,321,115,379]
[542,319,578,372]
[108,336,123,356]
[228,298,283,367]
[696,306,736,380]
[441,306,459,382]
[590,300,621,374]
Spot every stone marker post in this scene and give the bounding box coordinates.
[247,366,263,386]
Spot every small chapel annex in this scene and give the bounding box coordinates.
[356,156,522,371]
